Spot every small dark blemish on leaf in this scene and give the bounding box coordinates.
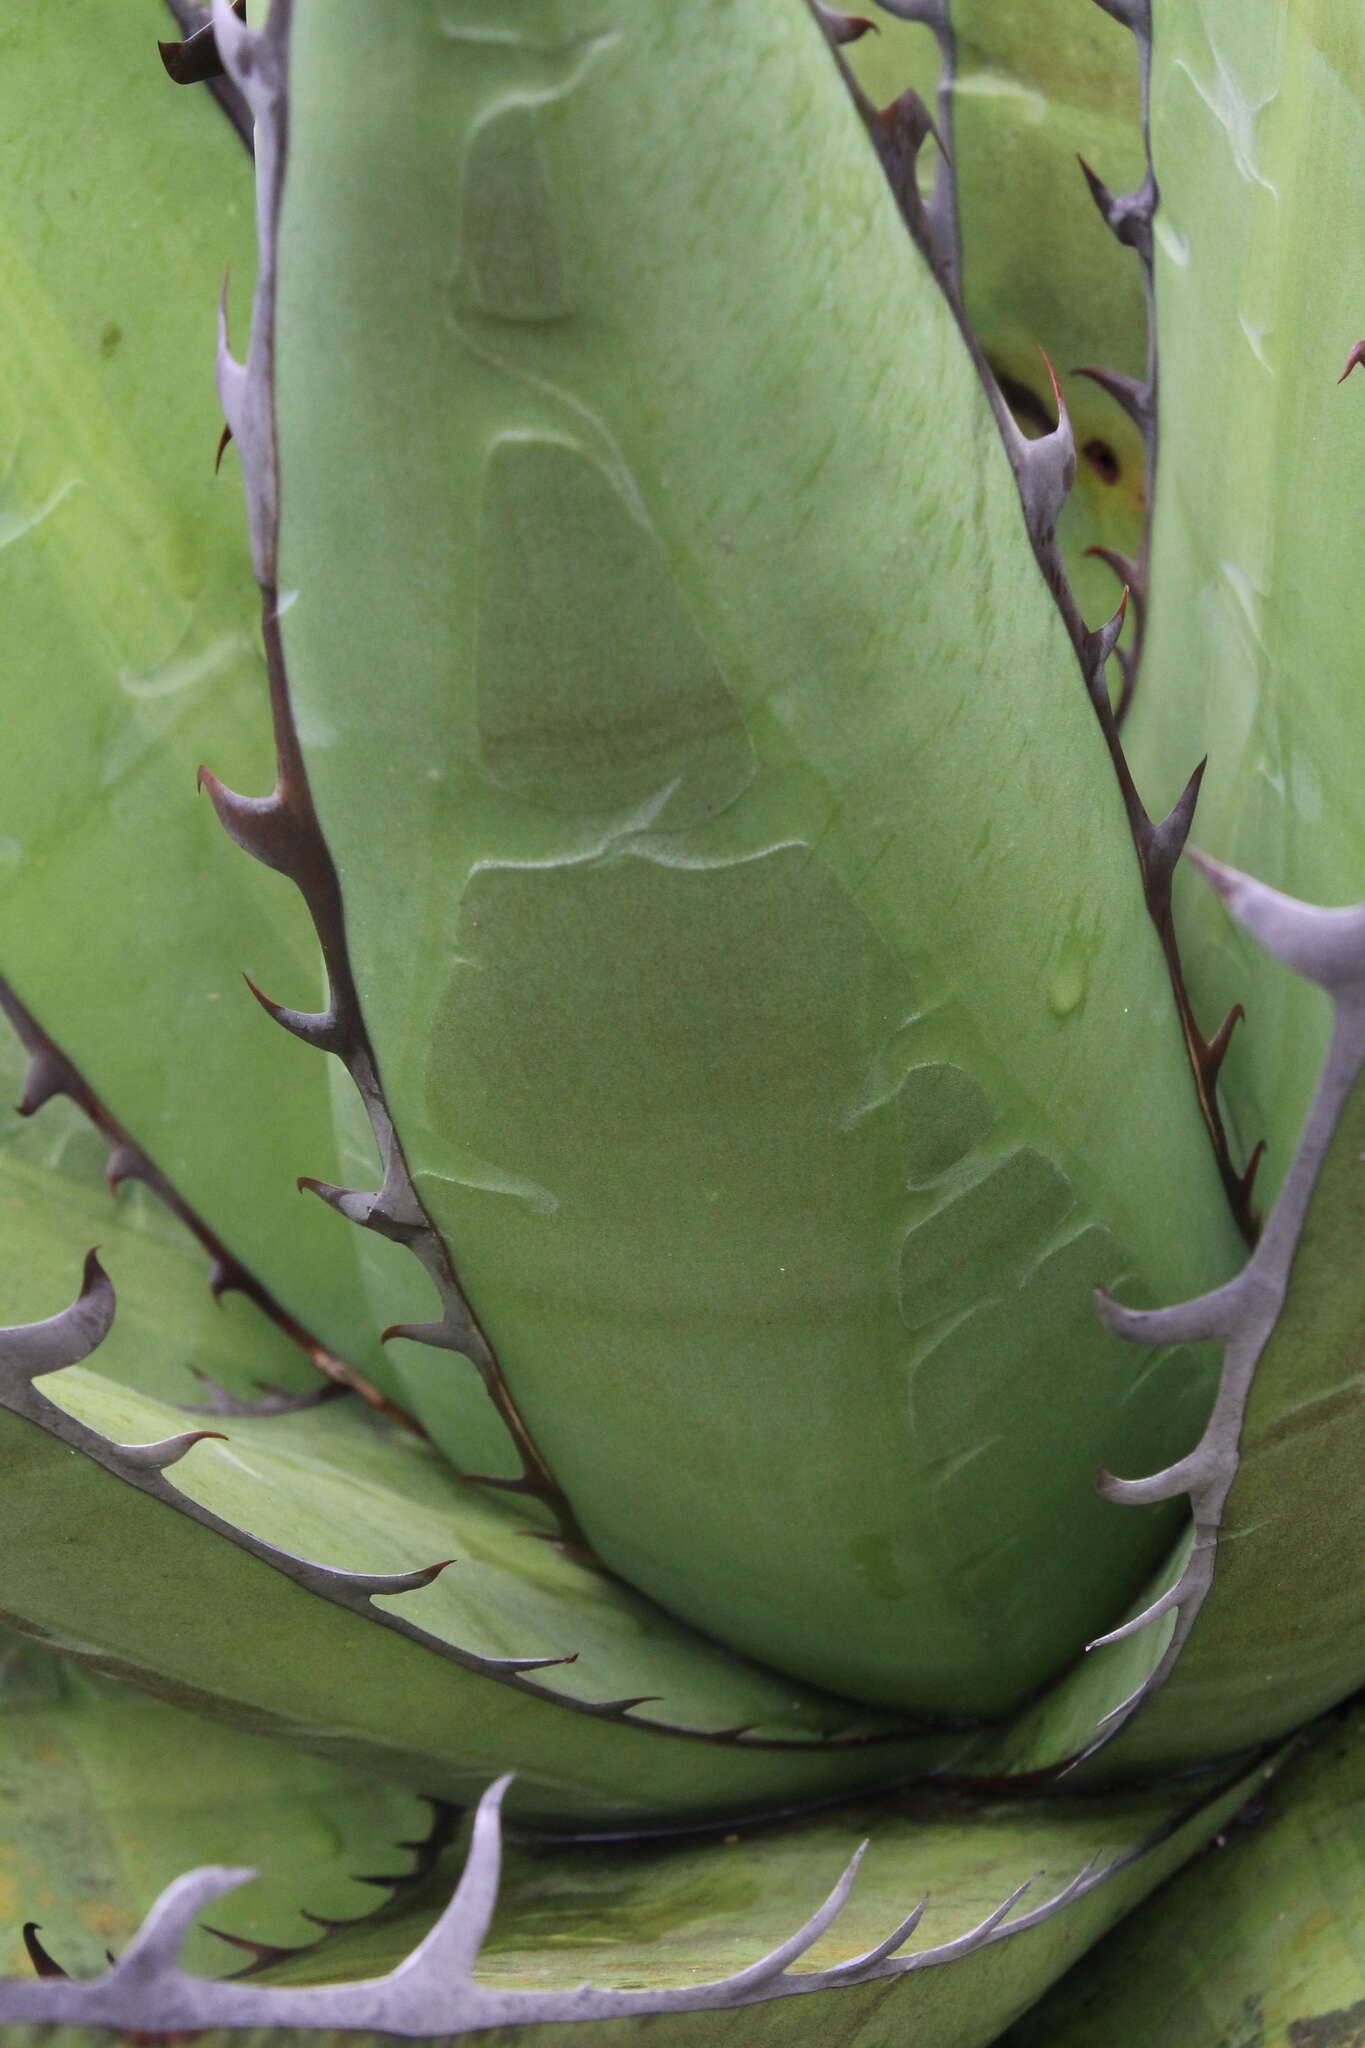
[1082,437,1121,485]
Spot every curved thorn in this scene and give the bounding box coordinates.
[405,1776,513,1980]
[1339,339,1365,384]
[1085,584,1130,677]
[196,767,297,876]
[927,1876,1034,1962]
[201,1924,299,1970]
[242,974,343,1052]
[300,1179,424,1246]
[1188,851,1365,991]
[1004,349,1075,542]
[1096,1461,1193,1507]
[381,1315,468,1347]
[819,1896,930,1982]
[105,1141,147,1193]
[1085,1577,1184,1650]
[297,1177,378,1225]
[113,1867,258,1977]
[1094,1277,1243,1345]
[115,1430,228,1472]
[1077,152,1117,223]
[17,1046,67,1118]
[342,1559,455,1597]
[813,2,878,41]
[0,1250,115,1380]
[1074,362,1151,429]
[21,1925,64,1980]
[1205,1002,1245,1081]
[725,1843,867,1990]
[1086,542,1142,593]
[1239,1138,1267,1204]
[1076,156,1154,259]
[1145,757,1207,881]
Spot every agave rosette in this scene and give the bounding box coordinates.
[0,1,1362,2040]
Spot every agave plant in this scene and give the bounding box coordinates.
[0,0,1362,2040]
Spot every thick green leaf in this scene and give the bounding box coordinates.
[1127,0,1365,1203]
[268,0,1242,1728]
[1002,1705,1365,2048]
[0,1628,427,1982]
[1103,882,1365,1768]
[0,1253,968,1823]
[0,1739,1271,2043]
[0,995,970,1824]
[850,0,1149,640]
[0,0,410,1385]
[0,978,316,1407]
[954,868,1365,1778]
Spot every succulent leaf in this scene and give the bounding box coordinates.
[262,0,1243,1725]
[846,0,1151,652]
[1127,0,1365,1210]
[0,1254,966,1823]
[1002,1705,1365,2048]
[0,0,406,1389]
[944,863,1365,1779]
[0,1626,429,1983]
[0,1743,1275,2040]
[2,0,1365,2036]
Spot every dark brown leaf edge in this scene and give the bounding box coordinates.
[816,0,1262,1247]
[0,1,937,1762]
[0,975,417,1430]
[0,851,1350,2031]
[193,0,593,1563]
[20,1795,459,1987]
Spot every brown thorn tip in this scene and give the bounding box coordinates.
[1206,1002,1245,1069]
[1339,340,1365,383]
[415,1559,456,1584]
[1038,347,1065,416]
[215,421,233,472]
[243,973,278,1015]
